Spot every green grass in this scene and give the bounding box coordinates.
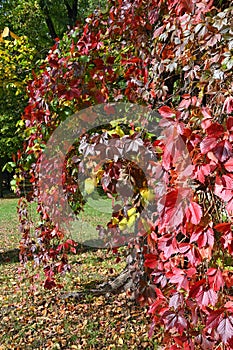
[71,197,112,246]
[0,196,158,349]
[0,197,20,253]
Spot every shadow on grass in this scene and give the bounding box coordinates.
[0,248,19,264]
[0,189,17,199]
[0,245,102,265]
[0,243,114,265]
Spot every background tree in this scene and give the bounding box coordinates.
[0,0,108,195]
[0,28,37,196]
[17,0,233,348]
[0,0,108,52]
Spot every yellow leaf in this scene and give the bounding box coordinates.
[127,213,139,228]
[2,27,10,38]
[108,126,125,137]
[140,188,155,202]
[96,169,104,180]
[84,178,96,194]
[63,100,71,107]
[119,217,127,230]
[112,217,119,225]
[119,212,139,230]
[127,207,136,217]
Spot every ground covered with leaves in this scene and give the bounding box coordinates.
[0,198,159,349]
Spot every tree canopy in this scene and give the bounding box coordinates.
[0,0,108,195]
[0,27,37,195]
[17,0,233,348]
[0,0,108,52]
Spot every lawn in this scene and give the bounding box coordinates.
[0,197,159,349]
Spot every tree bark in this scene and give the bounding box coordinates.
[61,240,148,301]
[0,163,3,198]
[39,0,58,40]
[61,265,136,300]
[64,0,78,27]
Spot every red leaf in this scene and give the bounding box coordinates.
[162,310,188,334]
[223,97,233,115]
[190,227,214,248]
[227,116,233,131]
[223,270,233,288]
[223,174,233,190]
[169,292,184,310]
[204,228,214,248]
[106,56,115,64]
[70,87,81,98]
[207,268,225,291]
[186,299,198,325]
[226,198,233,216]
[48,59,59,68]
[217,316,233,344]
[160,188,190,229]
[186,202,202,225]
[148,288,166,315]
[162,188,178,207]
[213,140,232,163]
[224,301,233,312]
[178,243,201,266]
[195,334,215,349]
[201,106,212,119]
[158,106,176,118]
[224,158,233,172]
[70,247,76,254]
[158,234,179,259]
[196,288,218,307]
[149,9,158,24]
[168,267,196,291]
[189,279,205,298]
[153,25,165,38]
[206,308,224,330]
[152,270,167,288]
[144,254,158,269]
[194,164,212,184]
[220,231,233,255]
[121,57,141,65]
[206,123,224,137]
[215,175,233,202]
[227,337,233,348]
[200,114,211,128]
[93,58,104,68]
[200,137,218,154]
[178,98,191,110]
[214,222,232,233]
[179,0,193,13]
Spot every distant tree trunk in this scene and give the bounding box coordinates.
[0,162,3,198]
[64,0,78,27]
[39,0,58,40]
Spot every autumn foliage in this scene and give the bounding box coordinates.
[17,0,233,348]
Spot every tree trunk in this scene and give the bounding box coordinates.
[0,161,3,198]
[61,267,134,300]
[39,0,58,40]
[61,239,149,301]
[64,0,78,27]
